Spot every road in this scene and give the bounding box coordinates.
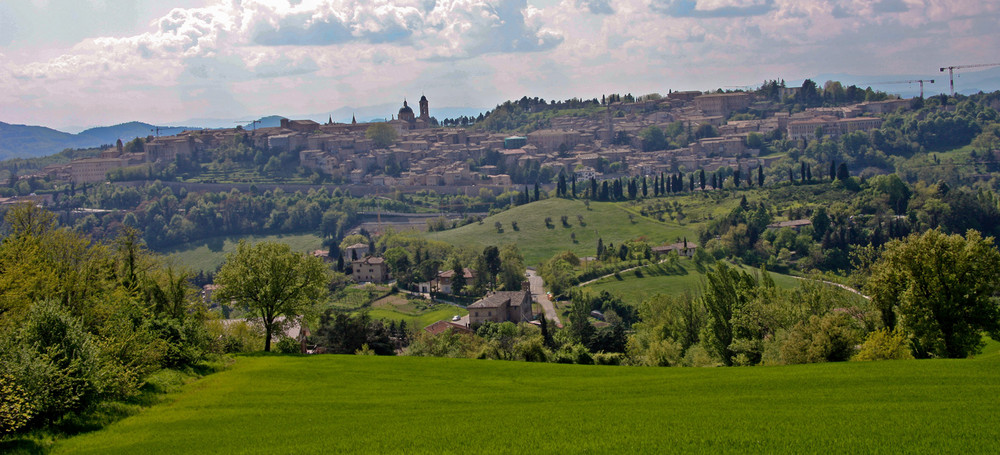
[526,269,562,327]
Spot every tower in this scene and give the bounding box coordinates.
[419,95,429,120]
[398,99,415,124]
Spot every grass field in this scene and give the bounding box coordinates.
[583,260,803,306]
[52,345,1000,454]
[159,232,324,273]
[367,295,467,329]
[425,198,697,265]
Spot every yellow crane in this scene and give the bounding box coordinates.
[939,63,1000,96]
[866,79,935,98]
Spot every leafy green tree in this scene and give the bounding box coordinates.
[449,258,466,295]
[365,123,398,149]
[498,244,526,291]
[483,246,501,291]
[701,262,766,366]
[215,241,331,351]
[867,229,1000,358]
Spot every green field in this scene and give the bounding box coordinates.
[583,260,803,306]
[367,295,467,329]
[159,232,324,273]
[54,348,1000,453]
[425,198,697,265]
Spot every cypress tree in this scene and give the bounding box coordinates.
[758,165,764,187]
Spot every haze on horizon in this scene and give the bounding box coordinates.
[1,0,997,131]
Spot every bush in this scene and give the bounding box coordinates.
[3,301,102,426]
[275,337,302,354]
[0,373,33,435]
[853,328,914,361]
[593,352,624,365]
[681,344,718,367]
[780,312,861,364]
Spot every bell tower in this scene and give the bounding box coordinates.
[419,95,429,120]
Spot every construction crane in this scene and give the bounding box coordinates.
[234,120,260,132]
[939,63,1000,96]
[866,79,935,98]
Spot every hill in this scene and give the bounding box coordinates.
[0,121,200,160]
[160,232,324,273]
[581,260,803,306]
[424,198,697,265]
[52,352,1000,453]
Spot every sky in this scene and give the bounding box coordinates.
[1,0,999,131]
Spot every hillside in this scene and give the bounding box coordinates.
[52,352,1000,453]
[424,198,697,265]
[0,121,200,159]
[581,260,804,306]
[161,232,324,273]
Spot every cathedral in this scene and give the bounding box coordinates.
[393,95,431,130]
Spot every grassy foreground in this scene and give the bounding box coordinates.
[55,351,1000,454]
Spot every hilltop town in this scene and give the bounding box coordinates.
[32,86,909,190]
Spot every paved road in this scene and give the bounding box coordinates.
[526,269,562,327]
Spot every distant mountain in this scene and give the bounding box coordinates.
[0,121,201,160]
[77,121,198,146]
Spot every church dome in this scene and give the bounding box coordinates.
[399,100,414,116]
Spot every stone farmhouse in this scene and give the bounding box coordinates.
[468,281,533,325]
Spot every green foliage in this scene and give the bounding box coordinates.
[365,123,398,149]
[853,328,914,361]
[0,373,32,436]
[215,240,331,351]
[867,229,1000,358]
[275,337,301,354]
[780,313,862,364]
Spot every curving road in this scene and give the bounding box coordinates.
[526,269,562,327]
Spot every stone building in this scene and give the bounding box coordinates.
[351,256,390,283]
[694,92,751,117]
[467,281,533,325]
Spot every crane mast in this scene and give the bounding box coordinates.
[867,79,935,98]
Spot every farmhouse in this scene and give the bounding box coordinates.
[468,281,533,325]
[652,240,699,258]
[424,320,473,336]
[351,256,390,284]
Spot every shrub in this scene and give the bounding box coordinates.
[593,352,625,365]
[276,337,302,354]
[4,301,102,425]
[681,344,718,367]
[853,328,914,361]
[0,373,33,435]
[780,312,862,364]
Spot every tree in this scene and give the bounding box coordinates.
[757,165,764,187]
[866,229,1000,358]
[498,244,526,291]
[215,241,331,351]
[836,162,850,181]
[482,246,501,291]
[450,259,466,295]
[365,123,398,149]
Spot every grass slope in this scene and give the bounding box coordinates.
[368,295,467,328]
[584,260,802,305]
[425,198,697,265]
[160,232,324,273]
[55,352,1000,454]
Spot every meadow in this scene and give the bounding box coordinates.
[582,260,804,306]
[425,198,697,265]
[52,345,1000,454]
[159,232,324,273]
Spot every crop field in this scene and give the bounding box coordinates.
[159,232,324,273]
[54,346,1000,454]
[583,260,803,306]
[425,198,697,265]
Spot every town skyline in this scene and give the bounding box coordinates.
[2,0,998,130]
